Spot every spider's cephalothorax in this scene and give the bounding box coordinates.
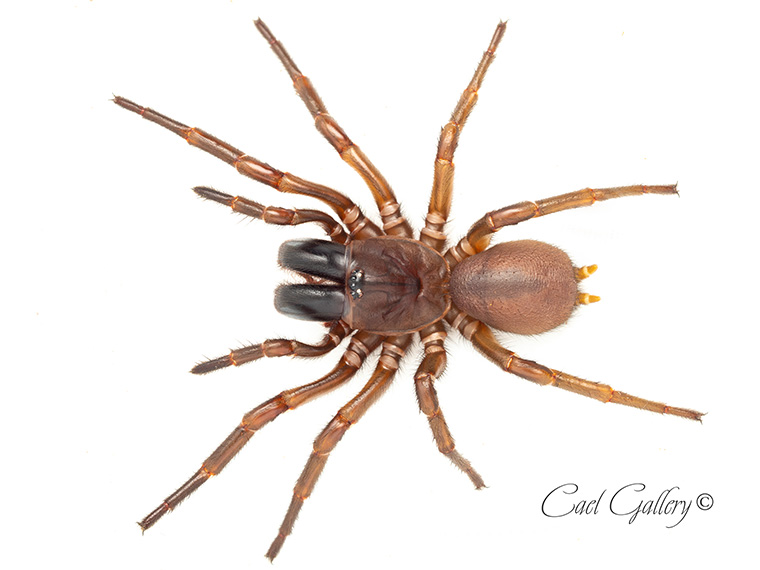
[276,237,450,334]
[115,19,703,562]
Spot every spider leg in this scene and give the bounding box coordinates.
[254,20,412,237]
[446,307,703,421]
[446,184,678,267]
[266,334,413,561]
[193,186,347,243]
[113,96,381,239]
[138,331,382,532]
[415,323,485,488]
[423,22,507,252]
[192,321,351,375]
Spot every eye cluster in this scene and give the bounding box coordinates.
[348,269,364,299]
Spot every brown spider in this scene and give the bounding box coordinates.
[115,19,703,561]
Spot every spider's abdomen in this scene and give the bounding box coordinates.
[450,240,578,335]
[346,237,450,334]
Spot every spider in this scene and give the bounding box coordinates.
[115,19,703,561]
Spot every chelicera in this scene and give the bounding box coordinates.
[116,20,703,561]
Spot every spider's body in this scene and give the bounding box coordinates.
[116,19,703,562]
[278,235,579,337]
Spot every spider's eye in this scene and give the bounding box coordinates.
[348,269,364,299]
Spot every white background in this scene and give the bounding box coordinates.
[2,1,757,568]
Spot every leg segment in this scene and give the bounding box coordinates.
[138,331,383,532]
[423,22,507,252]
[266,334,413,561]
[193,186,347,243]
[191,321,351,375]
[446,184,678,267]
[113,96,381,239]
[446,307,703,421]
[254,19,412,237]
[414,323,485,488]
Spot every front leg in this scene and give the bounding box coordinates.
[113,96,382,239]
[138,331,382,532]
